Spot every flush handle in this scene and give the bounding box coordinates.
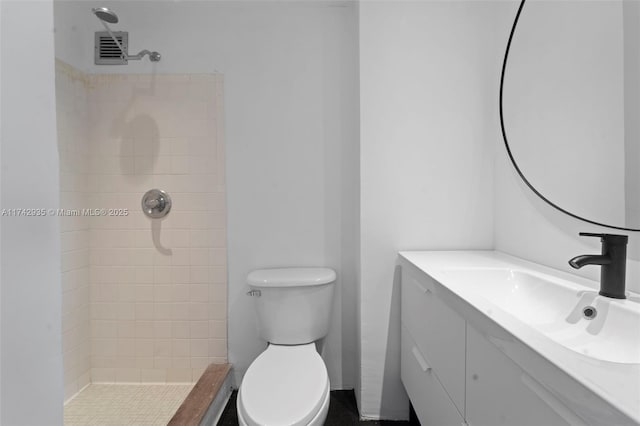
[247,289,261,297]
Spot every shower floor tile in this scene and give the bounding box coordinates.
[64,384,194,426]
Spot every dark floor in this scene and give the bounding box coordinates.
[217,389,420,425]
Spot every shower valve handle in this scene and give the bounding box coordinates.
[144,198,160,209]
[141,189,172,219]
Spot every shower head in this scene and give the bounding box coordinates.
[91,6,161,64]
[92,7,119,24]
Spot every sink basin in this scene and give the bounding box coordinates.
[440,268,640,364]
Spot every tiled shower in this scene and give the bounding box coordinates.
[56,60,228,403]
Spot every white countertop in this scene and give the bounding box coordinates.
[398,250,640,425]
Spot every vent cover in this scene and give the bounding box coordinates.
[94,31,128,65]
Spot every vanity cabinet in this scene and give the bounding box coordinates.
[400,264,587,426]
[401,324,464,426]
[400,265,466,422]
[466,325,578,426]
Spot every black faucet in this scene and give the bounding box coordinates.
[569,232,628,299]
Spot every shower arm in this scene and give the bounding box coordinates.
[98,20,161,62]
[128,49,161,62]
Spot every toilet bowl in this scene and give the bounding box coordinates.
[238,267,336,426]
[237,343,330,426]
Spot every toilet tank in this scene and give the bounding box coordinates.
[247,268,336,345]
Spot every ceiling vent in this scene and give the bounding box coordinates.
[94,31,128,65]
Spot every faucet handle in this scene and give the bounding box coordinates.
[579,232,604,238]
[578,232,628,244]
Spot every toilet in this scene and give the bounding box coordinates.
[237,267,336,426]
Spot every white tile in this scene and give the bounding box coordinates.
[190,322,208,339]
[190,339,208,358]
[189,285,208,303]
[115,368,141,383]
[60,71,227,388]
[64,384,193,425]
[171,156,190,175]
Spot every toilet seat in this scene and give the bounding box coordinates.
[238,343,329,426]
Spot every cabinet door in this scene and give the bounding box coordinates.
[401,324,465,426]
[401,266,466,414]
[466,326,584,426]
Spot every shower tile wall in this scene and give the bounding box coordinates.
[88,73,227,384]
[56,62,227,396]
[57,61,92,401]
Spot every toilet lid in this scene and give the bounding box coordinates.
[239,343,329,426]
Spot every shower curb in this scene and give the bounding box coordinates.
[169,363,232,426]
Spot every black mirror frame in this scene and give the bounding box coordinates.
[499,0,640,232]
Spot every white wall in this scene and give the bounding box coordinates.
[624,0,640,229]
[1,0,63,424]
[0,2,3,421]
[53,0,360,390]
[358,0,513,419]
[494,146,640,293]
[495,0,640,295]
[0,1,2,419]
[503,0,626,227]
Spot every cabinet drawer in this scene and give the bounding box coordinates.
[401,324,464,426]
[467,325,580,426]
[401,265,466,414]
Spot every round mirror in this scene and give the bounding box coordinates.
[501,0,640,231]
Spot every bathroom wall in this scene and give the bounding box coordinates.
[494,0,640,294]
[56,28,227,392]
[495,154,640,291]
[358,0,513,419]
[53,0,360,390]
[56,60,92,401]
[55,51,227,394]
[1,3,3,418]
[624,0,640,228]
[14,1,639,424]
[87,72,227,384]
[1,0,64,424]
[503,0,626,226]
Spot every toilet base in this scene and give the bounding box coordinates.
[237,384,330,426]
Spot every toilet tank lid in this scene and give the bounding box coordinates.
[247,268,336,288]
